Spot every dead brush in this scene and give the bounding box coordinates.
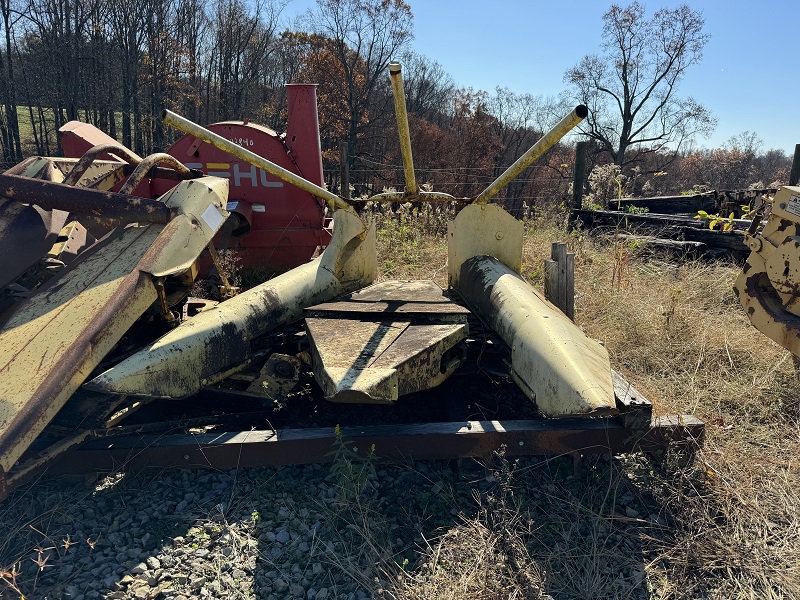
[0,477,103,599]
[393,453,547,600]
[627,440,800,599]
[364,200,451,285]
[316,426,397,596]
[190,248,243,298]
[561,231,800,597]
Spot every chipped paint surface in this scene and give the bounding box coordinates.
[307,318,467,403]
[0,176,230,475]
[446,200,615,417]
[88,209,377,398]
[447,203,523,288]
[305,280,468,404]
[736,186,800,356]
[0,226,160,473]
[456,256,616,417]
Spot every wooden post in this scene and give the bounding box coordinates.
[568,141,587,230]
[339,141,350,200]
[790,144,800,187]
[572,141,587,210]
[544,242,575,320]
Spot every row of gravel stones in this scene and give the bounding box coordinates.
[2,454,658,599]
[5,462,446,600]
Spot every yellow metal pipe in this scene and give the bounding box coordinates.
[162,109,351,211]
[389,62,418,196]
[87,209,376,399]
[456,254,616,416]
[474,105,588,205]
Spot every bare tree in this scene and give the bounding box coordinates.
[305,0,413,173]
[0,0,23,165]
[106,0,149,151]
[564,2,715,167]
[400,51,454,126]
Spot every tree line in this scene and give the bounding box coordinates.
[0,0,793,213]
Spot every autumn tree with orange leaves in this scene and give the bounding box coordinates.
[303,0,412,189]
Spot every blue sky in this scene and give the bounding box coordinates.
[284,0,799,155]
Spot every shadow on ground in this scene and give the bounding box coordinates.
[0,448,697,600]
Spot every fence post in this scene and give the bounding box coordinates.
[568,141,588,230]
[790,144,800,186]
[572,141,587,210]
[544,242,575,321]
[339,141,350,200]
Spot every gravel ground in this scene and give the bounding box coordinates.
[1,460,459,600]
[1,453,660,600]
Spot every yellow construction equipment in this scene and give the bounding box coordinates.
[0,62,703,500]
[736,186,800,356]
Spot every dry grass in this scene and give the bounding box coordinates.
[375,208,800,598]
[2,207,798,599]
[368,201,452,285]
[394,457,547,600]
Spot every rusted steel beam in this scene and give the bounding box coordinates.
[63,143,142,186]
[0,173,174,224]
[2,416,704,497]
[65,144,197,189]
[119,153,193,195]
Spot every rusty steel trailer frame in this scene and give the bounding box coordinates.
[2,371,704,499]
[17,416,703,480]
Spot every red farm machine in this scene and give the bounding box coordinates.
[60,84,331,275]
[0,66,705,500]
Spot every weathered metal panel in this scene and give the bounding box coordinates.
[456,255,616,417]
[307,279,470,317]
[0,226,161,475]
[734,186,800,356]
[139,177,229,277]
[0,176,230,477]
[306,280,468,403]
[0,172,173,225]
[87,209,377,399]
[447,203,523,288]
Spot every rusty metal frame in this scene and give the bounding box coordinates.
[0,365,703,500]
[0,172,174,224]
[3,414,703,498]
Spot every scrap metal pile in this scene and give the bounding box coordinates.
[0,64,707,500]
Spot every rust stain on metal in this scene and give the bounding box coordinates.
[87,208,375,399]
[0,172,172,224]
[0,200,69,288]
[62,143,141,186]
[0,177,230,476]
[306,281,468,403]
[456,255,616,417]
[2,414,704,498]
[736,186,800,357]
[119,153,193,195]
[0,225,161,474]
